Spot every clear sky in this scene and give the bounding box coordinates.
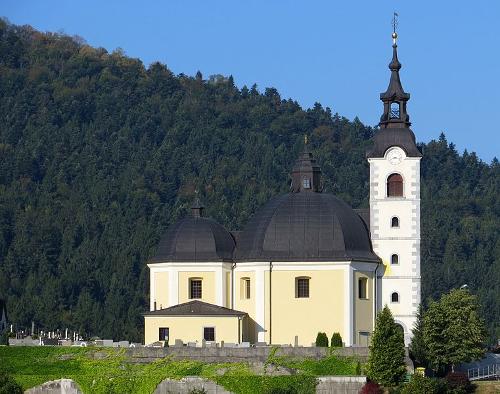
[3,1,499,162]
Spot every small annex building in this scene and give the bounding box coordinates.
[144,33,422,347]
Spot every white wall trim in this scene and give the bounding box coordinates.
[344,266,354,346]
[255,267,266,343]
[150,269,155,311]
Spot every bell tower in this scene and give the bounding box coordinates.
[367,21,422,344]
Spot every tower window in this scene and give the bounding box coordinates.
[303,178,311,189]
[295,277,310,298]
[391,217,400,228]
[391,292,400,303]
[358,278,368,299]
[387,173,403,197]
[189,278,202,299]
[390,102,400,119]
[391,254,399,265]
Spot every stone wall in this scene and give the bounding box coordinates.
[152,376,367,394]
[125,346,370,364]
[24,379,82,394]
[316,376,366,394]
[153,377,232,394]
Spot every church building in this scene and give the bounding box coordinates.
[144,31,421,347]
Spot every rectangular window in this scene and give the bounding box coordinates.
[190,279,202,299]
[358,278,368,299]
[303,179,311,189]
[203,327,215,342]
[159,327,169,341]
[244,278,250,299]
[296,277,310,298]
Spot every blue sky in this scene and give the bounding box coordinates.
[3,1,499,162]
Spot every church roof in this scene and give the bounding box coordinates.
[143,300,247,317]
[150,200,235,263]
[234,148,379,263]
[234,192,380,262]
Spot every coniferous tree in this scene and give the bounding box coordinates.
[366,306,406,387]
[409,304,427,367]
[330,332,343,347]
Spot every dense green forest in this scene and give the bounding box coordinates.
[0,20,498,343]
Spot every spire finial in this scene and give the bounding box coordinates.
[191,190,204,218]
[392,12,399,45]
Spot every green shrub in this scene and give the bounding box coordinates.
[400,374,447,394]
[315,332,328,347]
[0,369,23,394]
[330,332,343,347]
[359,381,383,394]
[444,372,474,394]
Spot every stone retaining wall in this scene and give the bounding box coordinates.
[124,346,370,364]
[24,379,82,394]
[153,377,232,394]
[316,376,367,394]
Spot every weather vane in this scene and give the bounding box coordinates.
[392,12,399,45]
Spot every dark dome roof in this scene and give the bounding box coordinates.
[150,216,235,263]
[367,127,422,158]
[235,192,380,262]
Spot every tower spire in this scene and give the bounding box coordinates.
[380,13,410,128]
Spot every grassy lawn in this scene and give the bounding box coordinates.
[475,381,500,394]
[0,346,361,394]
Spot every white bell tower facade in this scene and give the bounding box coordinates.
[367,30,422,344]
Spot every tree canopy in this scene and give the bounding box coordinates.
[423,289,487,373]
[0,20,498,342]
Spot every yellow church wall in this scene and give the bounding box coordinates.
[264,269,345,346]
[144,315,242,345]
[178,271,216,304]
[233,271,257,343]
[153,272,168,310]
[353,271,374,345]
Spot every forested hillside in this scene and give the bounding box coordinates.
[0,20,498,342]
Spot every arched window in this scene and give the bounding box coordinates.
[391,292,399,303]
[391,216,400,228]
[387,173,403,197]
[295,277,310,298]
[391,254,399,265]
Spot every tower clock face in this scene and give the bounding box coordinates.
[387,147,403,165]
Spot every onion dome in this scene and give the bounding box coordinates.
[150,199,235,263]
[235,146,380,263]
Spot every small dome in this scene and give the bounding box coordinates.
[150,216,235,263]
[235,192,379,262]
